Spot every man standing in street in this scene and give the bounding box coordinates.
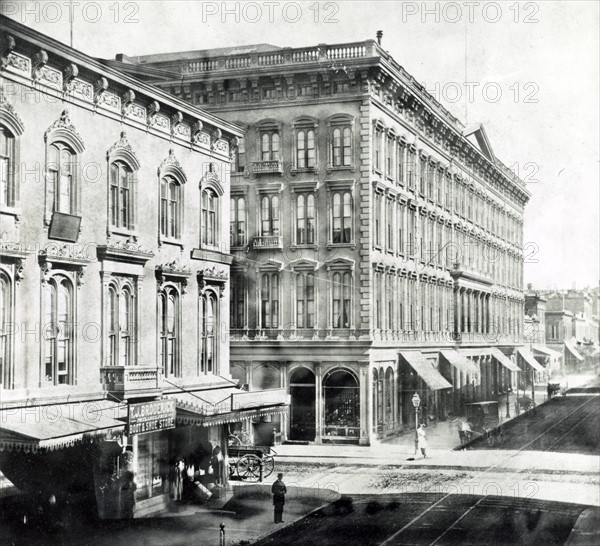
[271,473,287,523]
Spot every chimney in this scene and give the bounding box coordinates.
[376,30,383,46]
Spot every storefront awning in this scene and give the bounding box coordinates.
[0,400,125,453]
[564,341,584,362]
[533,345,562,359]
[166,387,289,426]
[440,350,480,378]
[517,348,545,373]
[400,352,452,391]
[491,348,521,373]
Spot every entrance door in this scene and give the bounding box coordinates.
[289,368,316,441]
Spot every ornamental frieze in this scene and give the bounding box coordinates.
[4,51,30,75]
[69,79,93,101]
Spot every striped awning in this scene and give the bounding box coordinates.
[533,345,562,359]
[491,348,521,373]
[440,350,480,378]
[167,387,289,426]
[400,352,452,391]
[0,400,125,453]
[517,348,545,373]
[564,341,584,362]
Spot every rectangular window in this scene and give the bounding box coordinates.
[332,272,351,329]
[260,273,279,329]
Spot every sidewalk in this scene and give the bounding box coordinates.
[0,483,340,546]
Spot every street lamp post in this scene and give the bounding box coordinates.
[505,386,511,419]
[412,392,421,455]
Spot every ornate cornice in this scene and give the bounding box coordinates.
[156,258,191,293]
[97,238,154,265]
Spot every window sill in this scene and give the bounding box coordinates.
[326,242,355,250]
[326,165,354,174]
[291,167,317,174]
[0,206,20,220]
[109,227,136,238]
[159,237,184,249]
[386,175,395,183]
[290,244,319,251]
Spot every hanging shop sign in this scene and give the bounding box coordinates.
[128,400,176,435]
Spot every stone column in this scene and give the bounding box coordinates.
[360,365,371,446]
[314,362,323,444]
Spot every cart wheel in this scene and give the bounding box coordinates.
[237,454,261,482]
[262,454,275,478]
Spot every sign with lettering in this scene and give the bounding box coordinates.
[128,400,176,436]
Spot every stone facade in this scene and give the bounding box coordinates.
[0,16,287,518]
[117,38,530,445]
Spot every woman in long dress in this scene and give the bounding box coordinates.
[417,423,428,458]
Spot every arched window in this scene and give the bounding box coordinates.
[201,188,218,247]
[0,271,11,388]
[200,292,218,374]
[107,282,136,367]
[296,272,315,328]
[253,364,280,390]
[296,129,316,169]
[261,131,280,161]
[296,193,315,245]
[230,196,246,247]
[331,126,352,167]
[109,161,134,230]
[48,143,76,215]
[324,370,360,438]
[332,191,352,244]
[159,287,180,376]
[260,273,279,329]
[0,126,16,208]
[43,276,73,385]
[160,176,181,239]
[332,272,352,329]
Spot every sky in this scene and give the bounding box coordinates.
[4,0,599,290]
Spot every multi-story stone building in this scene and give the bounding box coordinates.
[115,36,531,445]
[0,16,287,518]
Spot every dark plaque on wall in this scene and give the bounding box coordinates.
[48,212,82,242]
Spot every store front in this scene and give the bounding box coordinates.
[322,369,360,443]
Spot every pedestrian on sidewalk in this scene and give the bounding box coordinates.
[271,473,287,523]
[417,423,428,458]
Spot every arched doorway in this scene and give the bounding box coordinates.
[323,369,360,441]
[289,367,316,441]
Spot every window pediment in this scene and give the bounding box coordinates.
[156,258,191,293]
[44,109,85,153]
[256,260,284,272]
[0,95,24,136]
[107,131,140,171]
[325,258,355,271]
[289,258,319,272]
[158,149,186,183]
[199,170,224,197]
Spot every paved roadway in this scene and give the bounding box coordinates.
[253,493,586,545]
[469,388,600,454]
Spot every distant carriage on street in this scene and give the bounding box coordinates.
[465,401,504,447]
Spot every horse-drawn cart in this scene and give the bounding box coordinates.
[228,445,276,482]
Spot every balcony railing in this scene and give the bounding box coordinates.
[253,236,283,249]
[253,160,283,174]
[101,366,162,396]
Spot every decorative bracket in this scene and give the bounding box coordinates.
[121,89,135,116]
[94,77,109,106]
[63,63,79,94]
[171,111,183,137]
[0,34,16,70]
[147,100,160,127]
[32,49,48,82]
